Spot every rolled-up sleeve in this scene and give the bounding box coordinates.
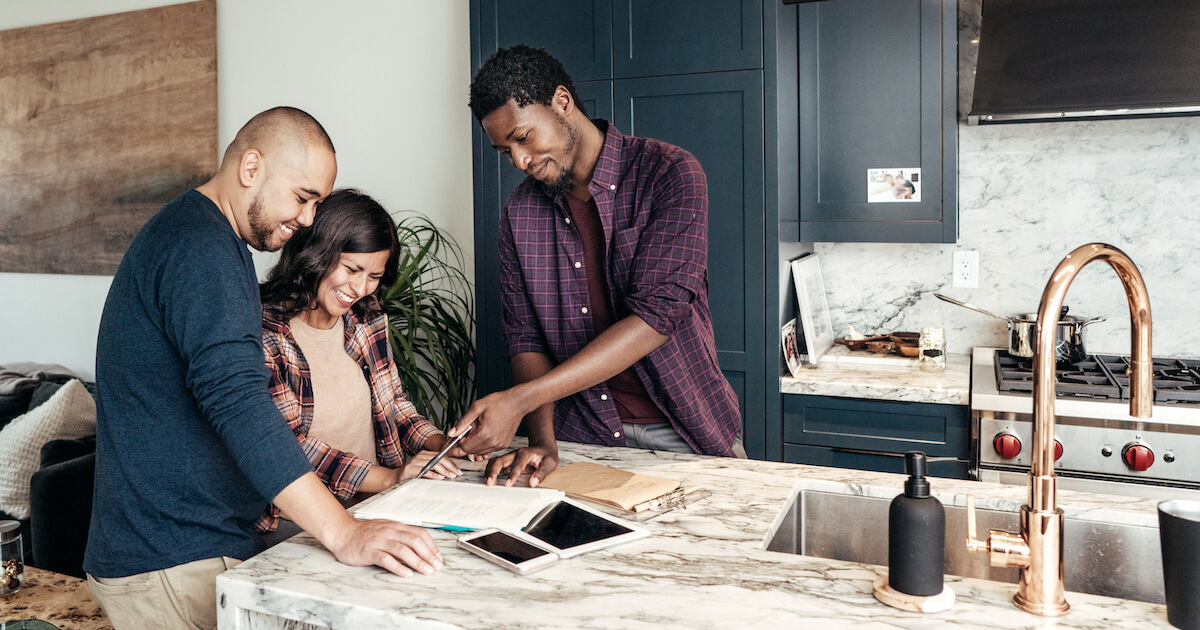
[622,154,709,337]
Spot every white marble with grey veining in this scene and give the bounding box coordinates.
[216,441,1172,630]
[780,346,970,404]
[812,0,1200,360]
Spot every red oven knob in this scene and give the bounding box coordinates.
[1055,439,1063,462]
[1122,443,1155,472]
[993,433,1022,460]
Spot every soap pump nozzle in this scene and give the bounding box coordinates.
[903,451,930,498]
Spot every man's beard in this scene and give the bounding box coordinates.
[246,189,278,252]
[544,170,573,199]
[542,116,579,198]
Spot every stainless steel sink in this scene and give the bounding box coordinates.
[766,489,1163,604]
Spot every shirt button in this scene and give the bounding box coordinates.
[609,184,616,191]
[600,394,608,401]
[565,217,572,224]
[581,307,589,314]
[614,431,621,438]
[574,261,582,269]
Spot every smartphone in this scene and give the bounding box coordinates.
[457,529,560,575]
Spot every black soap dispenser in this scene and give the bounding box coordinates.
[888,451,944,596]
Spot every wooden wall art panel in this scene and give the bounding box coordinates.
[0,0,217,275]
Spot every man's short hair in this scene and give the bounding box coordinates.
[468,45,588,121]
[223,106,335,166]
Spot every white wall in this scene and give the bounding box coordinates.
[0,0,474,379]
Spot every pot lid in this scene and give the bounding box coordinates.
[1014,313,1094,324]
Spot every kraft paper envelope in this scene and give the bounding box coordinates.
[539,462,688,511]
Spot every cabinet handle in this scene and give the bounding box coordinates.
[830,447,958,463]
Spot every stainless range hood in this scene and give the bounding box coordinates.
[969,0,1200,125]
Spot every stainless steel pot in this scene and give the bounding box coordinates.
[934,293,1105,362]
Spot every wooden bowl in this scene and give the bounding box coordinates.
[865,340,897,354]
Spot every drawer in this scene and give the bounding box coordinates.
[783,394,970,459]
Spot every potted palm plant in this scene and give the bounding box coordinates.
[381,214,475,430]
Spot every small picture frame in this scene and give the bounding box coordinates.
[781,318,804,377]
[790,254,835,365]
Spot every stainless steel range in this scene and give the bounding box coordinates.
[971,346,1200,500]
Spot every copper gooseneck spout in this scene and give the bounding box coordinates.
[967,243,1153,616]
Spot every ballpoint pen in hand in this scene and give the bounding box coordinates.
[416,424,473,480]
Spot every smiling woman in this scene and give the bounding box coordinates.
[255,189,462,535]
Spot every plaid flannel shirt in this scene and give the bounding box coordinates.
[255,296,440,532]
[499,120,742,456]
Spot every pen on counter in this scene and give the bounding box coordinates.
[415,424,473,480]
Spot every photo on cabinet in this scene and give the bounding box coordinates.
[866,167,921,203]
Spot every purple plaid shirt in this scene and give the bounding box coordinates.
[498,120,741,456]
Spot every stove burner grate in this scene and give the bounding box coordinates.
[993,351,1200,404]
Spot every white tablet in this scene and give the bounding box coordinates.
[511,497,650,559]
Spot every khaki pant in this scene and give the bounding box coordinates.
[621,422,748,458]
[87,556,240,630]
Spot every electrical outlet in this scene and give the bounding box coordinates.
[953,250,979,288]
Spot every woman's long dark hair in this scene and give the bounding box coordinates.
[260,188,401,320]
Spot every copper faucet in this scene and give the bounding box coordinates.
[966,243,1153,616]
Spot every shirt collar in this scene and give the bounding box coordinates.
[586,119,624,198]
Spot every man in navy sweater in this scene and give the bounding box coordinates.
[84,107,442,630]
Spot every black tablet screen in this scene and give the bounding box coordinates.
[523,501,633,550]
[469,531,553,563]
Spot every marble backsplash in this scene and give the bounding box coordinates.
[811,0,1200,359]
[815,115,1200,359]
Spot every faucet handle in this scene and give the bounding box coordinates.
[965,494,988,553]
[964,494,1032,569]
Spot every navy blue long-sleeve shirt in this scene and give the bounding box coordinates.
[84,190,314,578]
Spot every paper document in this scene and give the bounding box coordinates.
[352,479,564,531]
[538,462,690,512]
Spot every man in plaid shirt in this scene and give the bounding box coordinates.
[452,46,744,487]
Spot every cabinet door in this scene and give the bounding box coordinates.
[613,0,763,78]
[794,0,956,243]
[477,0,612,81]
[473,83,614,396]
[613,71,765,438]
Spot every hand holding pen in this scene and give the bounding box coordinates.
[412,424,473,480]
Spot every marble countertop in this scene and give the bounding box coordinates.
[780,345,971,405]
[0,567,112,630]
[216,441,1170,629]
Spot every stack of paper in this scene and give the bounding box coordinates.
[539,462,696,512]
[353,479,564,531]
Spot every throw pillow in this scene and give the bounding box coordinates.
[0,379,97,520]
[27,381,66,412]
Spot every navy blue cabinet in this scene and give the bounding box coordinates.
[613,1,763,77]
[612,71,765,430]
[782,394,972,479]
[477,0,612,81]
[790,0,957,243]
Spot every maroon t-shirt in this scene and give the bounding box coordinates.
[564,193,668,424]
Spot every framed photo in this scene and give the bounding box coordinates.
[790,254,835,365]
[781,318,804,377]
